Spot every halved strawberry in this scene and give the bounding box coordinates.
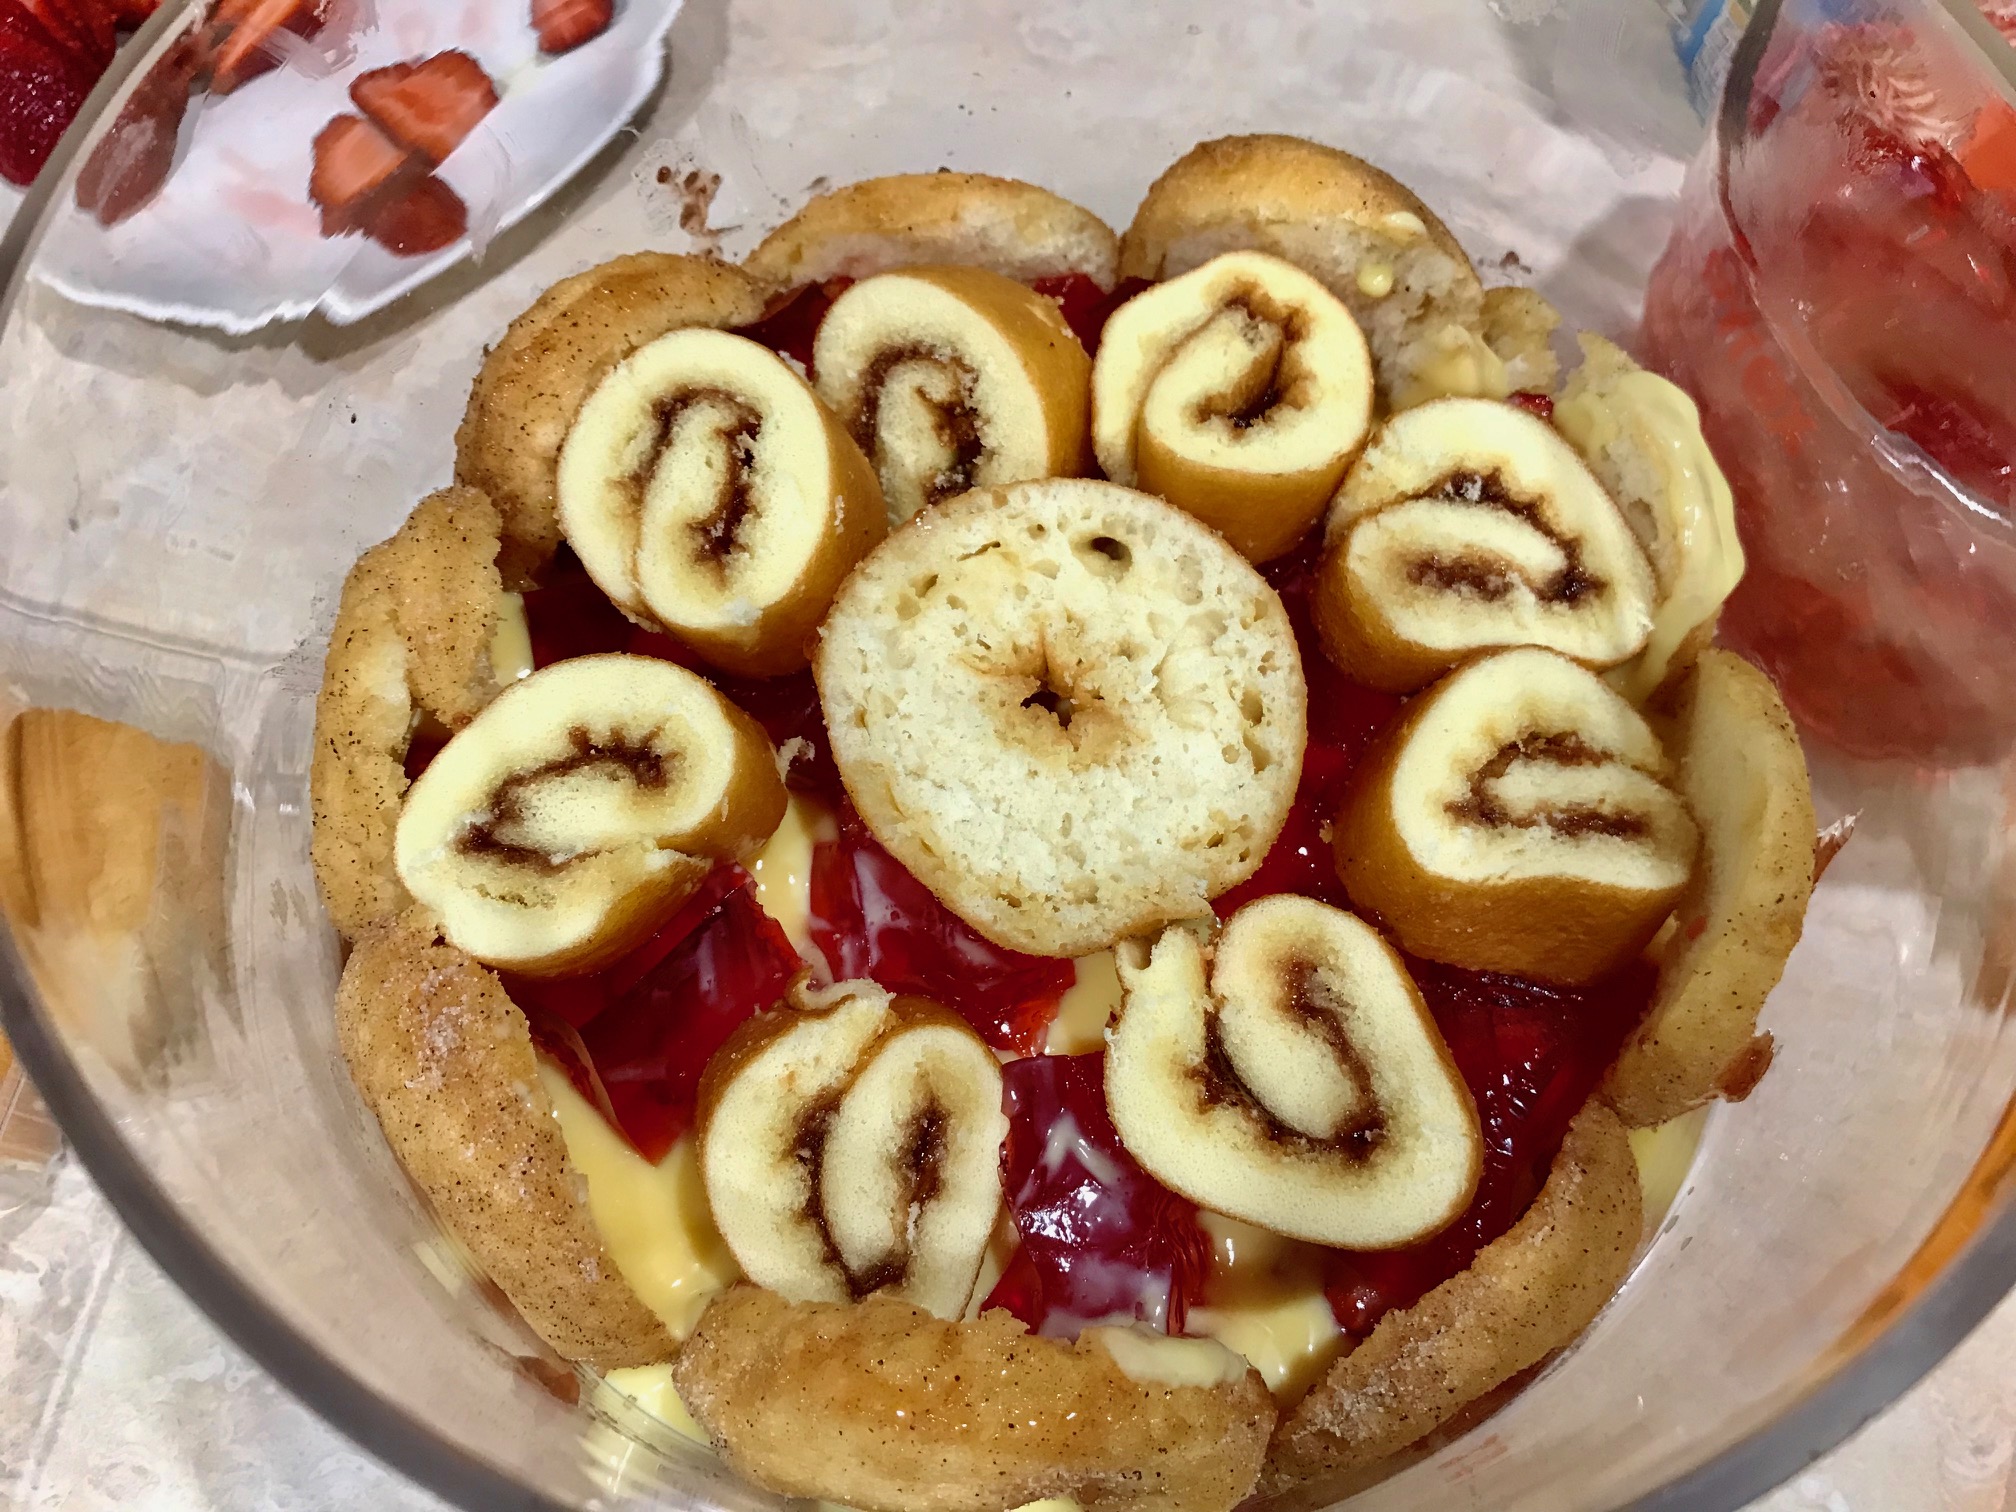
[207,0,325,95]
[361,172,467,256]
[350,49,496,166]
[74,30,198,223]
[0,0,92,185]
[532,0,611,55]
[308,111,411,235]
[21,0,111,70]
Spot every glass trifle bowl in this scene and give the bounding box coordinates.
[0,1,2012,1510]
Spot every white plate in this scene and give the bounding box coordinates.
[32,0,681,333]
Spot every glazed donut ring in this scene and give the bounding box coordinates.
[454,254,772,576]
[1120,135,1491,410]
[674,1287,1274,1512]
[309,486,507,938]
[744,172,1120,292]
[814,479,1306,958]
[335,908,676,1370]
[1262,1099,1642,1492]
[1603,650,1815,1126]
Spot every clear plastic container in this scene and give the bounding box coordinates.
[0,1,2012,1509]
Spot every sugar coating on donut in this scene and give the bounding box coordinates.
[815,479,1306,958]
[746,172,1121,292]
[674,1287,1273,1512]
[1262,1098,1641,1490]
[335,909,676,1369]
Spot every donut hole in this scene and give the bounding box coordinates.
[1023,686,1078,730]
[1074,534,1133,578]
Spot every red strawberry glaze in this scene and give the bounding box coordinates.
[1215,535,1405,917]
[809,803,1074,1056]
[508,867,802,1164]
[735,277,853,375]
[983,1052,1211,1337]
[1029,272,1145,354]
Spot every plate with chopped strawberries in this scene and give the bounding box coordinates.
[24,0,678,332]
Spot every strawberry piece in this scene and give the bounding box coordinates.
[21,0,111,70]
[361,172,467,256]
[207,0,325,95]
[350,49,497,167]
[106,0,159,22]
[0,0,92,186]
[984,1053,1211,1338]
[73,29,198,224]
[808,803,1075,1055]
[307,112,411,235]
[532,0,612,55]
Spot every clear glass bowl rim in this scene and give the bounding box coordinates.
[0,2,2011,1508]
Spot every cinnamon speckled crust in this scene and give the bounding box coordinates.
[1264,1101,1641,1493]
[309,487,505,937]
[745,173,1121,293]
[335,909,676,1369]
[675,1289,1274,1512]
[1603,651,1815,1127]
[454,254,772,575]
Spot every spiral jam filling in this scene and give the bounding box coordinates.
[1186,291,1315,433]
[458,729,673,871]
[1448,732,1653,841]
[1196,963,1385,1161]
[622,387,765,570]
[854,344,988,508]
[1405,470,1600,606]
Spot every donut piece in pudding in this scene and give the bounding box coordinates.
[310,485,514,936]
[1313,398,1657,692]
[814,479,1305,958]
[454,254,771,575]
[745,171,1120,292]
[813,266,1092,525]
[1334,647,1698,985]
[1093,251,1374,562]
[394,654,786,976]
[1107,898,1481,1248]
[557,327,885,675]
[675,1288,1273,1512]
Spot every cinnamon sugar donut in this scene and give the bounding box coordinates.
[745,172,1120,292]
[1264,1099,1641,1490]
[336,909,676,1369]
[674,1287,1273,1512]
[309,486,508,937]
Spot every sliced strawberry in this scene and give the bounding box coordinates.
[532,0,612,55]
[74,29,198,223]
[307,112,411,235]
[0,0,92,186]
[350,50,496,166]
[362,172,466,256]
[21,0,111,70]
[106,0,159,23]
[207,0,325,95]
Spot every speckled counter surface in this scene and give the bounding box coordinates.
[1,1150,2011,1512]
